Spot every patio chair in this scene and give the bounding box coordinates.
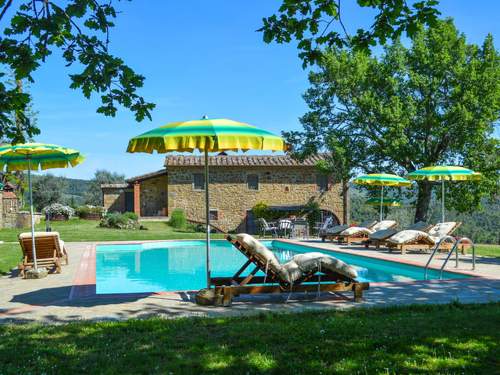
[256,218,278,238]
[337,220,397,245]
[201,233,369,306]
[278,219,293,238]
[18,232,68,277]
[386,222,462,254]
[364,221,432,249]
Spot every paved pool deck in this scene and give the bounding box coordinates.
[0,239,499,324]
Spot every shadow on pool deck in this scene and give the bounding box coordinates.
[1,277,499,324]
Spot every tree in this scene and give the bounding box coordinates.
[0,0,155,143]
[85,169,125,205]
[260,0,440,66]
[32,174,67,210]
[285,20,500,222]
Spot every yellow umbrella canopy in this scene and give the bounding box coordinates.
[127,117,287,288]
[407,166,481,223]
[353,173,411,221]
[0,143,84,273]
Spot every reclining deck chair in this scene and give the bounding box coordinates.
[203,234,369,306]
[323,220,376,242]
[18,232,68,277]
[337,220,397,245]
[386,222,461,254]
[364,221,432,249]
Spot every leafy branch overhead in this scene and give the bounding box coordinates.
[0,0,155,142]
[259,0,441,65]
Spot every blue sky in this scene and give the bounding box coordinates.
[26,0,499,180]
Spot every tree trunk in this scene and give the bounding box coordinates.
[414,181,432,223]
[342,180,350,225]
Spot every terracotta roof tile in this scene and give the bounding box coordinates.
[164,154,325,168]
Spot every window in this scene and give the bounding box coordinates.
[209,209,219,221]
[193,173,205,190]
[247,174,259,190]
[316,174,328,192]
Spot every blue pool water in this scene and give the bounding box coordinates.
[95,240,470,294]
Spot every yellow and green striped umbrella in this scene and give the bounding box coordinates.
[0,143,84,171]
[127,118,286,153]
[0,143,84,272]
[353,173,411,221]
[353,173,412,187]
[127,117,287,289]
[407,166,481,223]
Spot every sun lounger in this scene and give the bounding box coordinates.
[336,220,397,245]
[323,219,376,242]
[18,232,68,277]
[197,234,369,306]
[386,222,461,254]
[364,221,432,249]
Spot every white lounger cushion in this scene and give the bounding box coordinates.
[387,222,457,246]
[236,234,358,282]
[428,222,457,239]
[282,252,358,282]
[340,220,396,236]
[387,230,432,245]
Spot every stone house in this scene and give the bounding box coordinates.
[101,154,344,232]
[0,190,20,228]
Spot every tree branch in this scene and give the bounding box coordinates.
[0,0,13,21]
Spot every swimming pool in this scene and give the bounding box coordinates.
[95,240,470,294]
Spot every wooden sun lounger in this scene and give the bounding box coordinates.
[337,221,397,245]
[364,222,432,249]
[18,232,68,277]
[324,220,376,243]
[386,222,462,254]
[207,235,369,306]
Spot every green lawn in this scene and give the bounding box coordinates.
[475,244,500,258]
[0,218,224,242]
[0,303,498,374]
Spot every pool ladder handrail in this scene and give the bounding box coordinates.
[439,237,476,279]
[424,235,456,280]
[424,236,476,280]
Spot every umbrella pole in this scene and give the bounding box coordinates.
[204,146,211,288]
[28,157,38,271]
[379,186,384,222]
[442,179,445,223]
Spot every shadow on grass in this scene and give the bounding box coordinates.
[0,303,498,374]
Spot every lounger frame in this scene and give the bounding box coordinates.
[18,233,68,277]
[208,235,369,306]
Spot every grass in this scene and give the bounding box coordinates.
[0,218,223,274]
[474,244,500,258]
[0,303,498,374]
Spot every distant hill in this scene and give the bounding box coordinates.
[30,174,91,207]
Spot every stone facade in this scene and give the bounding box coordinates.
[167,166,343,232]
[101,155,345,232]
[102,184,129,213]
[139,175,168,216]
[0,191,21,228]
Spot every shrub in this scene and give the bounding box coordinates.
[76,205,105,219]
[251,202,271,220]
[168,209,187,229]
[99,212,140,230]
[43,203,75,220]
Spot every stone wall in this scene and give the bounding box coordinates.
[167,166,344,232]
[102,187,128,213]
[139,175,168,216]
